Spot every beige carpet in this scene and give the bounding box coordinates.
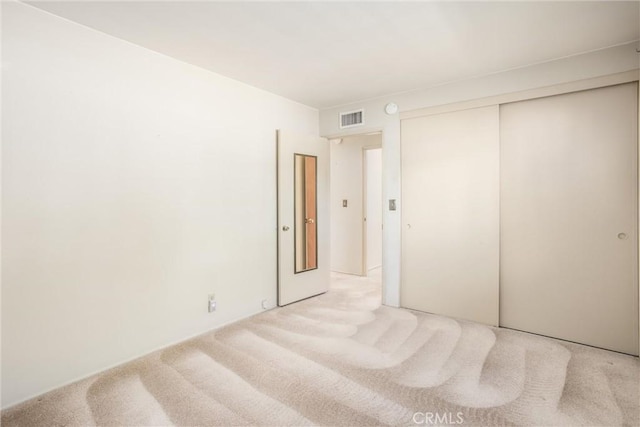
[3,270,639,426]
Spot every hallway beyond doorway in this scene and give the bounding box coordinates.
[330,133,382,277]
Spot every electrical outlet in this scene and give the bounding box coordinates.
[261,299,268,310]
[208,294,216,313]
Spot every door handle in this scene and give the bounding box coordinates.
[282,226,290,231]
[305,218,315,224]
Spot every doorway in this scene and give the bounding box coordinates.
[330,133,383,278]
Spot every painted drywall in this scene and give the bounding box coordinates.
[319,41,640,308]
[1,2,318,408]
[365,149,382,271]
[330,134,381,275]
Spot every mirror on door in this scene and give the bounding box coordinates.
[294,153,318,273]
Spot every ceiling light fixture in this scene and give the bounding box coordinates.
[385,102,399,115]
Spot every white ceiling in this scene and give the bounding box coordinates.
[28,1,640,109]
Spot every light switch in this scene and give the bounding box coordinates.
[389,199,396,211]
[343,199,348,207]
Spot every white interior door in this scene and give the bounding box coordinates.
[364,148,383,272]
[401,106,500,326]
[277,130,329,306]
[500,83,639,355]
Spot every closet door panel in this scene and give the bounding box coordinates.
[401,106,499,326]
[500,83,639,355]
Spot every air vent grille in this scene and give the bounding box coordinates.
[340,110,364,128]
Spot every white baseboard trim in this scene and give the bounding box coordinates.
[1,307,267,411]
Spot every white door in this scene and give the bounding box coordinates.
[364,148,383,272]
[401,106,500,326]
[277,130,330,306]
[500,83,639,355]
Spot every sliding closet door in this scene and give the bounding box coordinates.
[401,106,499,326]
[500,83,639,355]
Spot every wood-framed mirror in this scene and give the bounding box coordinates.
[294,153,318,273]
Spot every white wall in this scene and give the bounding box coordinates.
[330,134,381,275]
[319,42,640,307]
[1,2,318,409]
[365,148,382,271]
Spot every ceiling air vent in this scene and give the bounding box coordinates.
[340,109,364,129]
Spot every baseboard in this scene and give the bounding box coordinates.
[331,269,364,276]
[1,307,268,411]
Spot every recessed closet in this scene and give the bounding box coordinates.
[401,80,639,355]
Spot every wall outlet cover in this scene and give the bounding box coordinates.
[208,294,216,312]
